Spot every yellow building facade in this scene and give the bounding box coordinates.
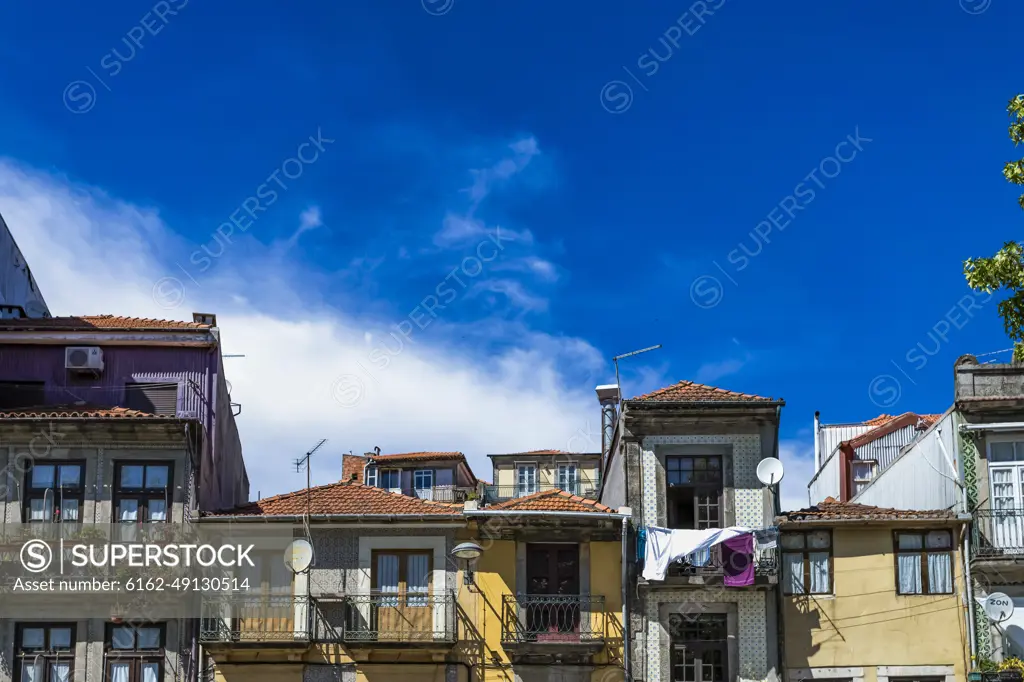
[779,500,970,682]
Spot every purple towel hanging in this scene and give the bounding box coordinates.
[722,533,754,586]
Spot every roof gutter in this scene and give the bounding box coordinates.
[961,421,1024,432]
[778,513,971,527]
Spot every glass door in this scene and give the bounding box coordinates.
[989,440,1024,554]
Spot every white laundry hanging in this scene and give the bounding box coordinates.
[642,525,753,581]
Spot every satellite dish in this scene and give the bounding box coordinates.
[756,458,785,487]
[284,538,314,574]
[985,592,1014,623]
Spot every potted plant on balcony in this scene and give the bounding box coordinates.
[999,658,1024,682]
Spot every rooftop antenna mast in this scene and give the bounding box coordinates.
[612,344,662,405]
[294,439,327,523]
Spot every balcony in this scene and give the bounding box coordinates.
[340,592,456,647]
[200,595,329,646]
[972,510,1024,558]
[665,543,778,583]
[373,485,475,503]
[501,594,607,662]
[484,483,599,504]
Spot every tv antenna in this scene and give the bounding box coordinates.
[612,344,662,405]
[294,439,327,521]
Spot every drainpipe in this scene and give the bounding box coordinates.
[773,405,786,682]
[621,514,631,682]
[939,424,977,663]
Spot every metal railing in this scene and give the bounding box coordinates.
[501,594,606,644]
[972,510,1024,557]
[484,484,599,503]
[200,595,315,643]
[370,485,474,503]
[666,544,778,577]
[341,591,456,644]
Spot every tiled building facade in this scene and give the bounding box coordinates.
[600,380,785,682]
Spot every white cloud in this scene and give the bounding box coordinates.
[693,358,746,384]
[278,205,324,253]
[0,158,604,500]
[465,136,540,205]
[493,256,559,282]
[778,439,815,512]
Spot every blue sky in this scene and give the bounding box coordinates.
[0,0,1020,507]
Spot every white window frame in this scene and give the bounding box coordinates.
[556,463,579,494]
[364,465,377,487]
[516,464,538,496]
[413,469,434,500]
[987,436,1024,508]
[378,468,402,493]
[850,460,877,496]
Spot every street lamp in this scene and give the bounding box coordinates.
[451,542,483,585]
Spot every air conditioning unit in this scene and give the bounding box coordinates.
[65,346,104,372]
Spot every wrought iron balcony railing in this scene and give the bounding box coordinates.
[341,591,456,644]
[200,595,316,643]
[501,594,607,644]
[484,483,599,504]
[666,543,778,578]
[370,485,474,503]
[972,510,1024,557]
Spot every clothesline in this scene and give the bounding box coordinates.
[639,525,779,583]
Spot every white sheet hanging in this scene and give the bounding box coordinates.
[642,525,753,581]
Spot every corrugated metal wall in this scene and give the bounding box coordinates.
[852,411,960,511]
[808,449,842,504]
[0,213,50,317]
[0,344,209,416]
[817,423,874,464]
[854,424,925,471]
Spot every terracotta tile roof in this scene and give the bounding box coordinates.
[341,454,366,482]
[847,412,940,449]
[208,481,462,517]
[862,413,942,427]
[489,449,600,457]
[487,489,614,513]
[0,405,175,420]
[779,497,956,523]
[369,451,465,463]
[0,315,211,331]
[633,380,781,404]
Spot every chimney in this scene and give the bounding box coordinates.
[595,384,620,457]
[813,410,821,471]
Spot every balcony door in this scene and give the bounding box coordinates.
[669,613,728,682]
[989,441,1024,553]
[371,550,432,641]
[525,544,580,640]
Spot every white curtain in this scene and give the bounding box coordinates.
[60,499,78,523]
[809,552,829,593]
[148,501,167,522]
[927,553,952,593]
[142,663,159,682]
[119,500,139,522]
[898,554,922,593]
[21,662,38,682]
[30,498,52,522]
[783,553,804,594]
[51,662,70,682]
[110,662,130,682]
[377,554,399,606]
[407,554,430,606]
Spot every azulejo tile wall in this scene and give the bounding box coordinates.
[641,434,764,527]
[645,590,769,682]
[639,435,771,682]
